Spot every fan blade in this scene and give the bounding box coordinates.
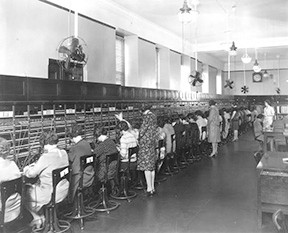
[71,37,80,53]
[59,46,71,55]
[192,79,197,86]
[198,79,204,83]
[64,57,70,69]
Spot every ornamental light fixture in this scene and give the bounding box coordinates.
[178,0,199,23]
[263,70,269,78]
[229,41,237,56]
[241,48,252,64]
[253,48,261,72]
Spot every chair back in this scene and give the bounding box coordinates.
[105,152,120,183]
[79,154,96,189]
[273,209,288,233]
[50,165,71,205]
[156,139,165,160]
[126,146,139,173]
[171,134,175,152]
[201,126,207,141]
[0,177,22,228]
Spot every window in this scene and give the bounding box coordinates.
[116,35,125,85]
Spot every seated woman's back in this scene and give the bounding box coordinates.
[25,146,69,204]
[0,156,21,223]
[67,124,94,199]
[117,121,138,162]
[93,128,118,182]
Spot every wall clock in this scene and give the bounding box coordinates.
[252,72,263,82]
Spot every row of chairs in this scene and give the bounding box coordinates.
[1,131,205,233]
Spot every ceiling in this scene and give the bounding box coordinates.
[109,0,288,64]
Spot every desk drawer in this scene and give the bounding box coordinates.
[260,171,288,205]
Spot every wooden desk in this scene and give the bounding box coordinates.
[257,152,288,228]
[263,129,287,152]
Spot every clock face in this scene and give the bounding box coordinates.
[253,72,262,82]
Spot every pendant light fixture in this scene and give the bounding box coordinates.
[229,41,237,56]
[241,48,252,64]
[178,0,199,23]
[253,48,261,72]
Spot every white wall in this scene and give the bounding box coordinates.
[45,0,224,71]
[138,39,156,88]
[0,0,117,84]
[80,17,116,83]
[0,0,68,77]
[158,47,170,89]
[125,35,139,87]
[170,51,181,90]
[180,55,191,93]
[208,66,217,95]
[223,69,288,95]
[0,0,223,93]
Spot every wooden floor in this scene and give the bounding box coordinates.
[69,130,276,233]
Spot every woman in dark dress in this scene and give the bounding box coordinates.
[137,105,159,196]
[93,127,118,184]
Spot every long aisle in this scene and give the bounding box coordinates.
[80,131,275,233]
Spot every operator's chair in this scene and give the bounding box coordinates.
[273,209,288,233]
[92,152,120,213]
[155,139,167,184]
[111,146,138,202]
[64,154,96,230]
[32,166,71,233]
[0,177,26,233]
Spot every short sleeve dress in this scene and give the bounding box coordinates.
[137,111,158,171]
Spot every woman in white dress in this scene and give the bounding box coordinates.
[263,100,275,129]
[23,131,69,228]
[0,137,21,223]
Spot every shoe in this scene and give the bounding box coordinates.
[146,191,154,197]
[30,216,45,229]
[208,153,215,158]
[152,189,157,195]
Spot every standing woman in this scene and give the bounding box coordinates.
[263,99,275,129]
[137,104,158,196]
[231,106,240,141]
[207,100,221,157]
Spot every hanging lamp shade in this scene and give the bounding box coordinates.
[253,59,261,72]
[263,70,269,78]
[241,53,252,64]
